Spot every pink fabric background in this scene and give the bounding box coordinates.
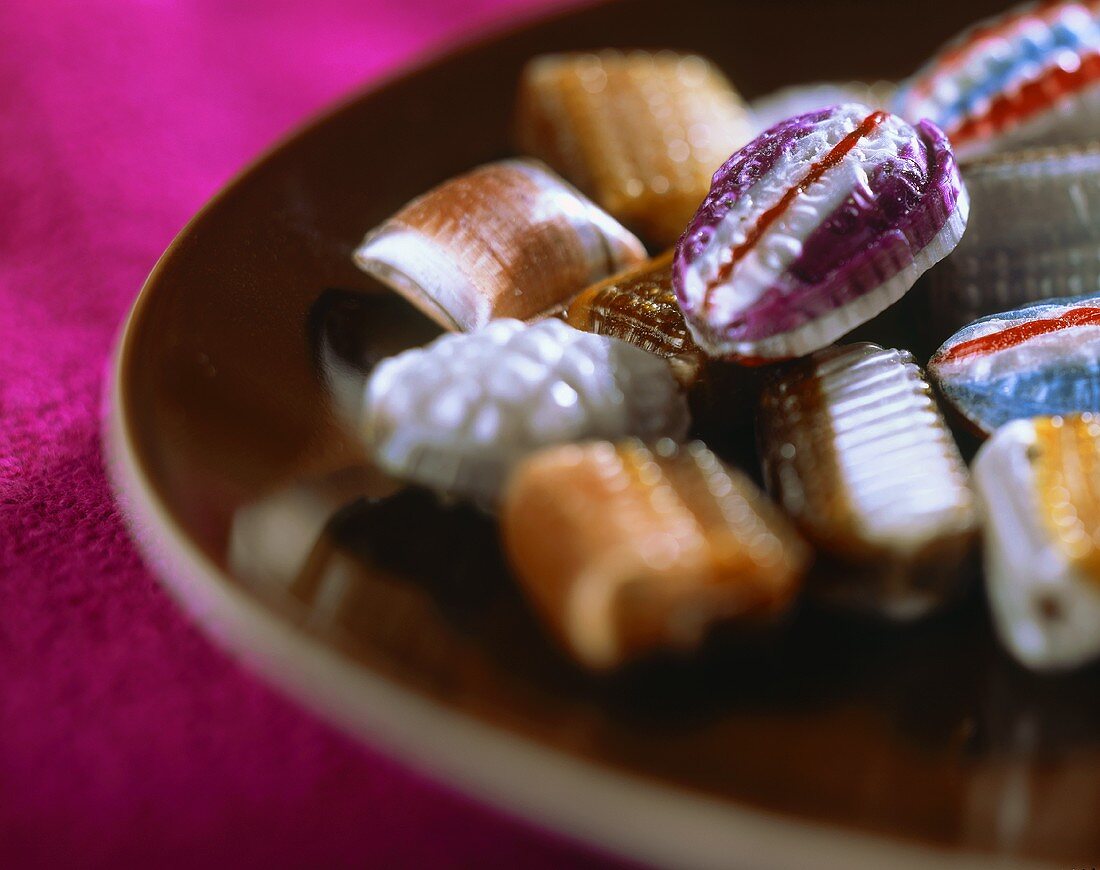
[0,1,620,865]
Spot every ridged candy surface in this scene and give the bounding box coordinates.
[929,293,1100,436]
[749,80,896,135]
[757,342,977,618]
[974,414,1100,671]
[361,319,690,505]
[564,252,705,386]
[674,104,968,360]
[353,159,645,331]
[515,51,752,246]
[501,439,809,669]
[894,1,1100,161]
[927,145,1100,332]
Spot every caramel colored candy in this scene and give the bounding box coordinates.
[757,343,977,619]
[501,439,808,670]
[354,159,645,332]
[515,51,752,246]
[564,252,704,387]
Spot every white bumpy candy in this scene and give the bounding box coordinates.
[361,318,690,505]
[973,414,1100,671]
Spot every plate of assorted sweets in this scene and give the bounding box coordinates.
[108,0,1100,867]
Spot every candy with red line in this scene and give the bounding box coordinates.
[894,1,1100,161]
[749,80,896,135]
[673,103,968,361]
[929,294,1100,437]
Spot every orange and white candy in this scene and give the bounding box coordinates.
[974,413,1100,671]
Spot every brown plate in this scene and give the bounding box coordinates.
[107,2,1100,867]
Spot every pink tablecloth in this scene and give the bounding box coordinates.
[0,1,615,865]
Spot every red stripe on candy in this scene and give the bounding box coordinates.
[936,307,1100,364]
[703,110,888,310]
[950,50,1100,146]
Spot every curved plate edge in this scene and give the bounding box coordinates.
[100,14,1054,867]
[103,268,1048,870]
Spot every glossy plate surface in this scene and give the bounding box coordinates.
[108,2,1100,867]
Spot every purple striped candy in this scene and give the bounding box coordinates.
[673,103,968,361]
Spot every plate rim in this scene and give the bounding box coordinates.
[102,6,1053,868]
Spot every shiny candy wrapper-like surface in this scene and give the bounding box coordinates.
[929,293,1100,437]
[354,159,645,332]
[361,318,689,506]
[974,414,1100,671]
[893,0,1100,161]
[674,103,968,360]
[501,439,809,670]
[564,252,705,387]
[927,145,1100,334]
[757,342,977,619]
[515,50,753,247]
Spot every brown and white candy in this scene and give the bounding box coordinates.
[757,342,977,619]
[353,159,645,331]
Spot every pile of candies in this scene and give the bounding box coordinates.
[347,1,1100,672]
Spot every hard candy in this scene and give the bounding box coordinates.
[674,104,967,360]
[973,413,1100,671]
[929,293,1100,437]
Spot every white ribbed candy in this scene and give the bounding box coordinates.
[361,318,690,505]
[973,414,1100,671]
[757,342,977,618]
[927,145,1100,333]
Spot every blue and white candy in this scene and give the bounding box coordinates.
[929,294,1100,436]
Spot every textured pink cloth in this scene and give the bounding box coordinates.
[0,1,616,866]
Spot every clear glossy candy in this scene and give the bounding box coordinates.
[353,159,645,332]
[515,50,753,246]
[674,103,968,360]
[500,439,809,670]
[894,1,1100,161]
[929,293,1100,437]
[974,414,1100,671]
[361,318,690,506]
[757,342,977,618]
[563,251,706,387]
[926,145,1100,333]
